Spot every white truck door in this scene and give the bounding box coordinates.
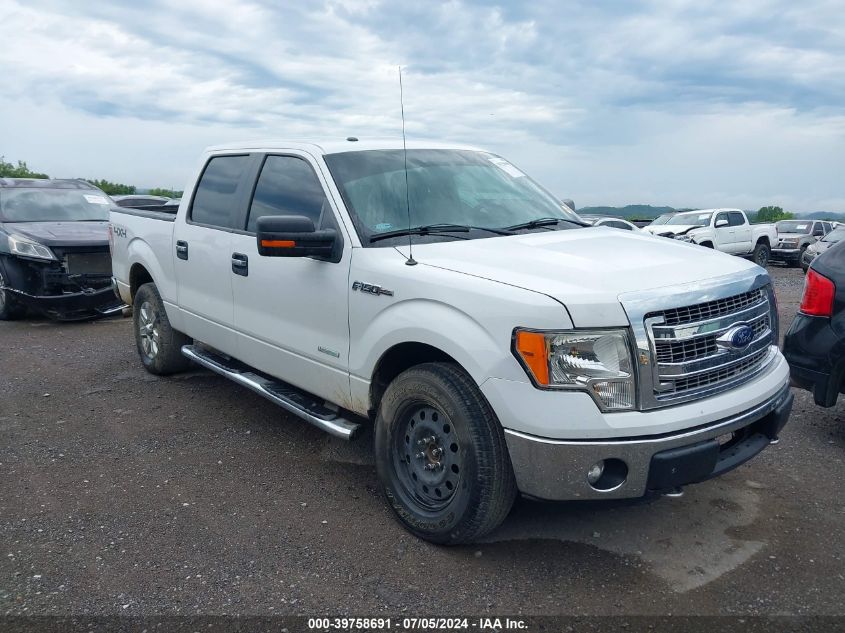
[229,153,352,406]
[712,211,735,252]
[173,154,254,357]
[729,211,752,254]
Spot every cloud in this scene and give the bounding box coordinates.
[0,0,843,211]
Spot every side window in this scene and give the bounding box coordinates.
[190,155,250,228]
[823,222,832,233]
[715,212,729,226]
[247,155,329,232]
[605,220,631,230]
[728,212,745,226]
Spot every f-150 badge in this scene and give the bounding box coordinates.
[352,281,394,297]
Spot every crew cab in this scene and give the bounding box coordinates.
[771,219,833,268]
[644,209,776,267]
[110,140,792,544]
[0,178,125,320]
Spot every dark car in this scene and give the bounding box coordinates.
[800,225,845,272]
[0,178,124,320]
[783,239,845,406]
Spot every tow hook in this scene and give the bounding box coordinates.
[663,487,684,498]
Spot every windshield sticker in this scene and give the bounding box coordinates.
[84,194,109,205]
[795,224,808,230]
[698,214,710,220]
[488,157,525,178]
[375,223,393,232]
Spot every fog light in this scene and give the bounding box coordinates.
[587,461,605,485]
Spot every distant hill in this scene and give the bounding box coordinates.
[578,205,680,220]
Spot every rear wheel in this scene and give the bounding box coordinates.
[133,282,192,375]
[374,362,517,544]
[752,242,770,267]
[0,271,27,321]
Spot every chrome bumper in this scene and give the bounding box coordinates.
[504,381,792,501]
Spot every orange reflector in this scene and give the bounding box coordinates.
[515,330,549,385]
[261,239,296,248]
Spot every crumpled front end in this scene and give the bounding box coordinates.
[1,247,124,320]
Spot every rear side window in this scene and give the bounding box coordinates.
[190,155,250,228]
[246,155,328,232]
[728,212,745,226]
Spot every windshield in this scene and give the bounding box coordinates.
[776,220,812,234]
[324,149,580,244]
[667,212,712,226]
[822,227,845,243]
[0,188,112,222]
[650,214,674,225]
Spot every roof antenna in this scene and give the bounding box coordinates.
[399,65,417,266]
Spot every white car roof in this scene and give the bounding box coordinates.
[205,138,484,156]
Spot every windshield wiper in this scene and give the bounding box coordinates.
[504,217,588,231]
[369,223,513,243]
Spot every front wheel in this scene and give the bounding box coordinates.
[752,243,770,267]
[374,363,517,544]
[133,282,192,375]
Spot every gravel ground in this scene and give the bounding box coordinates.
[1,265,844,617]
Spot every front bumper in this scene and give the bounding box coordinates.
[504,382,792,501]
[6,285,124,320]
[770,248,801,263]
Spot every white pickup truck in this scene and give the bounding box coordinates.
[109,140,792,544]
[644,208,776,267]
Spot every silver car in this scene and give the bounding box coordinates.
[801,226,845,272]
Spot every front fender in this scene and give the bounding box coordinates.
[351,298,510,386]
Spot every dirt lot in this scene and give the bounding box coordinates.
[1,265,844,617]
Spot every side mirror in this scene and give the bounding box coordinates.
[715,219,729,228]
[256,215,338,261]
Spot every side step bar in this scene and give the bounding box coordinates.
[181,345,362,441]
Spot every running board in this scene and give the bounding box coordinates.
[181,345,362,440]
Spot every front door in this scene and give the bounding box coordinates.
[729,211,752,253]
[712,211,735,251]
[230,153,352,406]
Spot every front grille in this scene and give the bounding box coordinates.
[652,288,766,326]
[667,348,770,394]
[647,286,774,402]
[654,316,770,364]
[65,252,112,275]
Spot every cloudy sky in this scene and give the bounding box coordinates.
[1,0,843,211]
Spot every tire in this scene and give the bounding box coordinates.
[133,282,192,375]
[752,243,770,267]
[700,242,714,249]
[374,362,517,544]
[792,245,808,269]
[0,271,27,321]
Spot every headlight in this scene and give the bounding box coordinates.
[514,329,636,411]
[674,233,693,242]
[8,234,56,261]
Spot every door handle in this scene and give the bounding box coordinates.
[176,240,189,260]
[231,252,248,276]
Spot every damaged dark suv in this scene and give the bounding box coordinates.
[0,178,124,320]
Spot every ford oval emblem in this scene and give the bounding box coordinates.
[718,324,755,350]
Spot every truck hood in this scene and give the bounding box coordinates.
[399,227,759,326]
[643,224,699,236]
[2,221,110,248]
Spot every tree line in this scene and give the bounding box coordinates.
[0,157,182,198]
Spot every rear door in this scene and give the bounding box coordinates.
[229,152,352,405]
[173,153,257,356]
